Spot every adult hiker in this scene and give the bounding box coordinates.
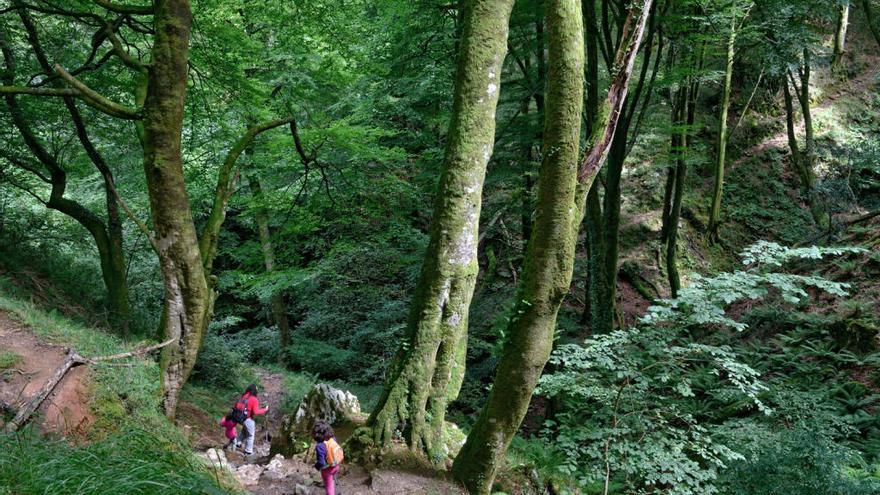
[231,383,269,456]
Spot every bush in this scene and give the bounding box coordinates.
[724,425,880,495]
[283,338,356,379]
[191,332,253,392]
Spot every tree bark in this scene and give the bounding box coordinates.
[832,1,849,69]
[138,0,210,418]
[708,5,739,241]
[366,0,515,459]
[453,0,652,491]
[666,86,688,298]
[864,0,880,49]
[787,49,829,229]
[452,0,584,489]
[247,174,291,360]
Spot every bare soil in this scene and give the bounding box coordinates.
[0,311,92,437]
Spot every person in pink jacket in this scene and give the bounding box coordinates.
[235,384,268,456]
[219,413,239,450]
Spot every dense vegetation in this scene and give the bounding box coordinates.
[1,0,879,494]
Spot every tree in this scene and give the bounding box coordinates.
[0,0,298,416]
[864,0,880,49]
[832,0,850,70]
[365,0,515,459]
[452,0,653,491]
[0,10,131,333]
[582,0,663,334]
[708,0,754,242]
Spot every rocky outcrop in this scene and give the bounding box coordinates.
[271,383,361,457]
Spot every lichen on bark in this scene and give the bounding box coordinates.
[365,0,515,461]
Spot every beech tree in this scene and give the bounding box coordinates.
[453,0,653,491]
[0,0,298,416]
[365,0,515,458]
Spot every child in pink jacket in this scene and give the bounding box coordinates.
[219,413,239,450]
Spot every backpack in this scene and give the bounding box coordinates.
[230,394,250,424]
[324,438,344,467]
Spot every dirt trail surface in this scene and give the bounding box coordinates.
[0,311,92,436]
[198,369,465,494]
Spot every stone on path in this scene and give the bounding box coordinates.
[272,383,361,457]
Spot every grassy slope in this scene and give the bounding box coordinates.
[0,274,241,495]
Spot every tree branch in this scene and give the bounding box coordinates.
[0,86,79,97]
[198,116,297,273]
[579,0,654,183]
[93,0,154,15]
[53,64,142,120]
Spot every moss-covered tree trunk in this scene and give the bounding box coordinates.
[139,0,211,418]
[665,86,688,298]
[1,19,131,334]
[452,1,584,489]
[247,174,291,359]
[707,7,739,242]
[453,0,653,491]
[366,0,514,459]
[786,49,829,229]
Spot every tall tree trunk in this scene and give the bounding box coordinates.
[833,1,849,69]
[707,7,738,242]
[365,0,514,459]
[452,0,585,490]
[453,0,652,491]
[142,0,211,418]
[247,174,291,360]
[665,86,688,298]
[864,0,880,49]
[788,49,829,229]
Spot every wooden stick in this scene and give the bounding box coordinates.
[4,339,174,432]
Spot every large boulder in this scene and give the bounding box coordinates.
[271,383,361,457]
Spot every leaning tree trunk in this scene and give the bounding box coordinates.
[247,174,291,359]
[366,0,515,459]
[708,7,738,242]
[142,0,212,418]
[453,0,652,491]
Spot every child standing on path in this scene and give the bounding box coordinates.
[219,413,239,450]
[313,421,343,495]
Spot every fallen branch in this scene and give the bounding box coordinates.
[4,339,173,432]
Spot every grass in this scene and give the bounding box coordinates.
[0,426,240,495]
[0,349,21,370]
[0,276,238,494]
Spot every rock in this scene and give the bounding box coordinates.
[294,483,314,495]
[271,383,360,457]
[198,448,230,472]
[234,463,265,485]
[294,383,360,426]
[262,453,294,480]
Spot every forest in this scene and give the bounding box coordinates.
[0,0,879,494]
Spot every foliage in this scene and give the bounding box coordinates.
[535,243,871,494]
[0,427,238,495]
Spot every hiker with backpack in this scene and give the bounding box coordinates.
[231,384,269,456]
[312,420,344,495]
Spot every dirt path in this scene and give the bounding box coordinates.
[730,55,880,170]
[203,369,464,494]
[0,311,92,436]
